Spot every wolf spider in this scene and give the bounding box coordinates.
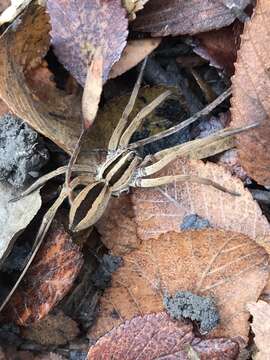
[0,58,256,312]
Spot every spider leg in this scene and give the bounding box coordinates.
[66,49,103,205]
[127,88,232,150]
[138,124,258,177]
[118,90,171,148]
[133,174,239,196]
[108,58,147,151]
[10,165,93,202]
[0,175,90,313]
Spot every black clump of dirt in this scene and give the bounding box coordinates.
[91,254,123,290]
[163,291,219,333]
[0,114,49,187]
[181,214,210,231]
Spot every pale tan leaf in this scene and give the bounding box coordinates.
[0,183,41,266]
[247,300,270,360]
[89,229,269,346]
[109,38,161,79]
[231,0,270,185]
[123,0,149,20]
[88,312,239,359]
[97,159,270,254]
[133,159,270,247]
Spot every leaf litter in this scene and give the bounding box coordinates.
[89,229,269,346]
[0,0,270,358]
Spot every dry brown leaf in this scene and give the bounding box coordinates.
[87,312,239,359]
[194,21,243,76]
[0,1,85,155]
[89,229,269,345]
[21,311,80,346]
[109,38,161,79]
[231,0,270,185]
[97,195,138,255]
[97,159,270,255]
[6,217,83,326]
[0,183,41,266]
[247,300,270,360]
[133,0,251,36]
[133,158,270,244]
[47,0,128,85]
[0,1,104,159]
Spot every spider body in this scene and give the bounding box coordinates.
[0,58,257,313]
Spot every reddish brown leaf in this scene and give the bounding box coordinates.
[6,218,83,326]
[47,0,129,85]
[194,21,244,76]
[231,0,270,185]
[133,0,251,36]
[89,229,269,345]
[88,312,239,359]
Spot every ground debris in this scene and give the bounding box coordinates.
[164,291,219,333]
[0,114,49,187]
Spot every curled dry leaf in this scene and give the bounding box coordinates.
[0,1,103,159]
[247,300,270,360]
[0,182,41,266]
[6,217,83,326]
[0,1,85,155]
[97,158,270,255]
[89,229,269,345]
[88,312,239,360]
[109,38,161,79]
[47,0,128,85]
[133,0,251,36]
[231,0,270,185]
